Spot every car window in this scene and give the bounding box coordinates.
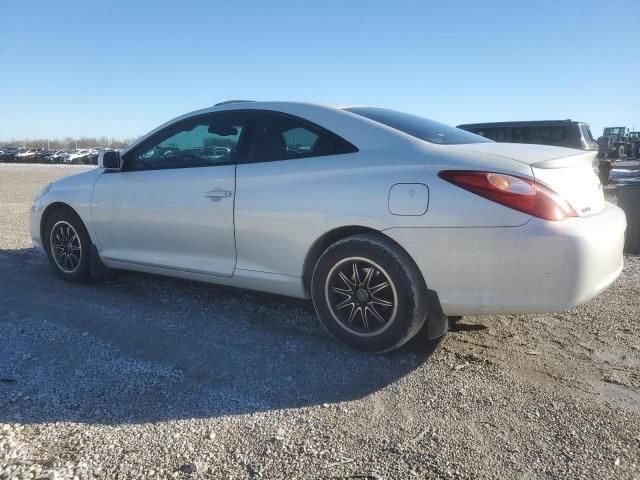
[248,112,357,162]
[467,127,508,142]
[127,112,249,171]
[346,107,492,145]
[580,125,595,142]
[511,126,567,146]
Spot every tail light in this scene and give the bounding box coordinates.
[438,170,577,221]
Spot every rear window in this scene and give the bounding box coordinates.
[345,107,491,145]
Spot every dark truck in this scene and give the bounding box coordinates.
[456,120,598,151]
[457,120,605,182]
[597,127,629,159]
[627,131,640,158]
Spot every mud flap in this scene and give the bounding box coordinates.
[425,290,448,340]
[90,244,116,280]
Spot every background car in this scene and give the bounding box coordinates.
[14,148,39,161]
[457,120,598,151]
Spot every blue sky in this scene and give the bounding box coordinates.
[1,0,638,141]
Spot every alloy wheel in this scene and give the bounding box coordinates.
[324,257,398,337]
[50,221,82,273]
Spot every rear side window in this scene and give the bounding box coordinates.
[248,112,357,162]
[346,107,492,145]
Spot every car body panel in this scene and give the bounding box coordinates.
[385,202,626,315]
[30,168,103,250]
[91,165,237,276]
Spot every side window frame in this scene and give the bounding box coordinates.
[121,111,252,172]
[240,110,358,165]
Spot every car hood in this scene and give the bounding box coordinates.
[444,142,586,166]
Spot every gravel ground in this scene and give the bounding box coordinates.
[1,164,639,480]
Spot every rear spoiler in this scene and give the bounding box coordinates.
[531,151,597,169]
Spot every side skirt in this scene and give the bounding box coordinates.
[100,255,308,299]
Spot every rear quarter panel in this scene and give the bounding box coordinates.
[234,145,533,277]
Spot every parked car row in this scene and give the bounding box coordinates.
[0,147,103,164]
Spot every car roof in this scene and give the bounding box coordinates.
[457,120,589,128]
[120,101,414,157]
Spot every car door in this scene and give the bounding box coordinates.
[91,111,251,277]
[234,111,358,276]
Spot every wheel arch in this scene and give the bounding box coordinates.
[40,202,84,248]
[302,225,430,297]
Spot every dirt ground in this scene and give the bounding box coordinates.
[1,164,639,480]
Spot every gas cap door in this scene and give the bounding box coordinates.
[388,183,429,216]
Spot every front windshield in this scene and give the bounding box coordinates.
[345,107,492,145]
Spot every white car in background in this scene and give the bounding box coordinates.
[66,149,95,164]
[15,148,39,159]
[30,101,626,353]
[49,150,70,162]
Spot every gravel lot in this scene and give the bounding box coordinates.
[1,164,639,480]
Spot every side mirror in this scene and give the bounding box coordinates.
[98,150,121,170]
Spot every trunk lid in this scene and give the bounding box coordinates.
[447,143,605,217]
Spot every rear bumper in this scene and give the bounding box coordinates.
[385,202,626,316]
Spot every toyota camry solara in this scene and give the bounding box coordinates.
[30,101,627,353]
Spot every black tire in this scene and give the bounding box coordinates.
[44,208,91,282]
[311,233,429,353]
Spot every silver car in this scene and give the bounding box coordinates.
[30,101,626,352]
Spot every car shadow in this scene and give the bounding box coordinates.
[0,247,441,426]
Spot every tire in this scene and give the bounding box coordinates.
[311,233,429,353]
[44,208,91,282]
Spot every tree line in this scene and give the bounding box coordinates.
[0,136,136,150]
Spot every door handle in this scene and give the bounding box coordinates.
[204,189,232,201]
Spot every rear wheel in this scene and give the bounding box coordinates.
[44,208,91,282]
[311,234,428,353]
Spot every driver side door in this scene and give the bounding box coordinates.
[91,111,251,277]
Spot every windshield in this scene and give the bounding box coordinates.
[345,107,492,145]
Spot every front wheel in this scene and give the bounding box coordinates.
[44,208,91,282]
[311,234,429,353]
